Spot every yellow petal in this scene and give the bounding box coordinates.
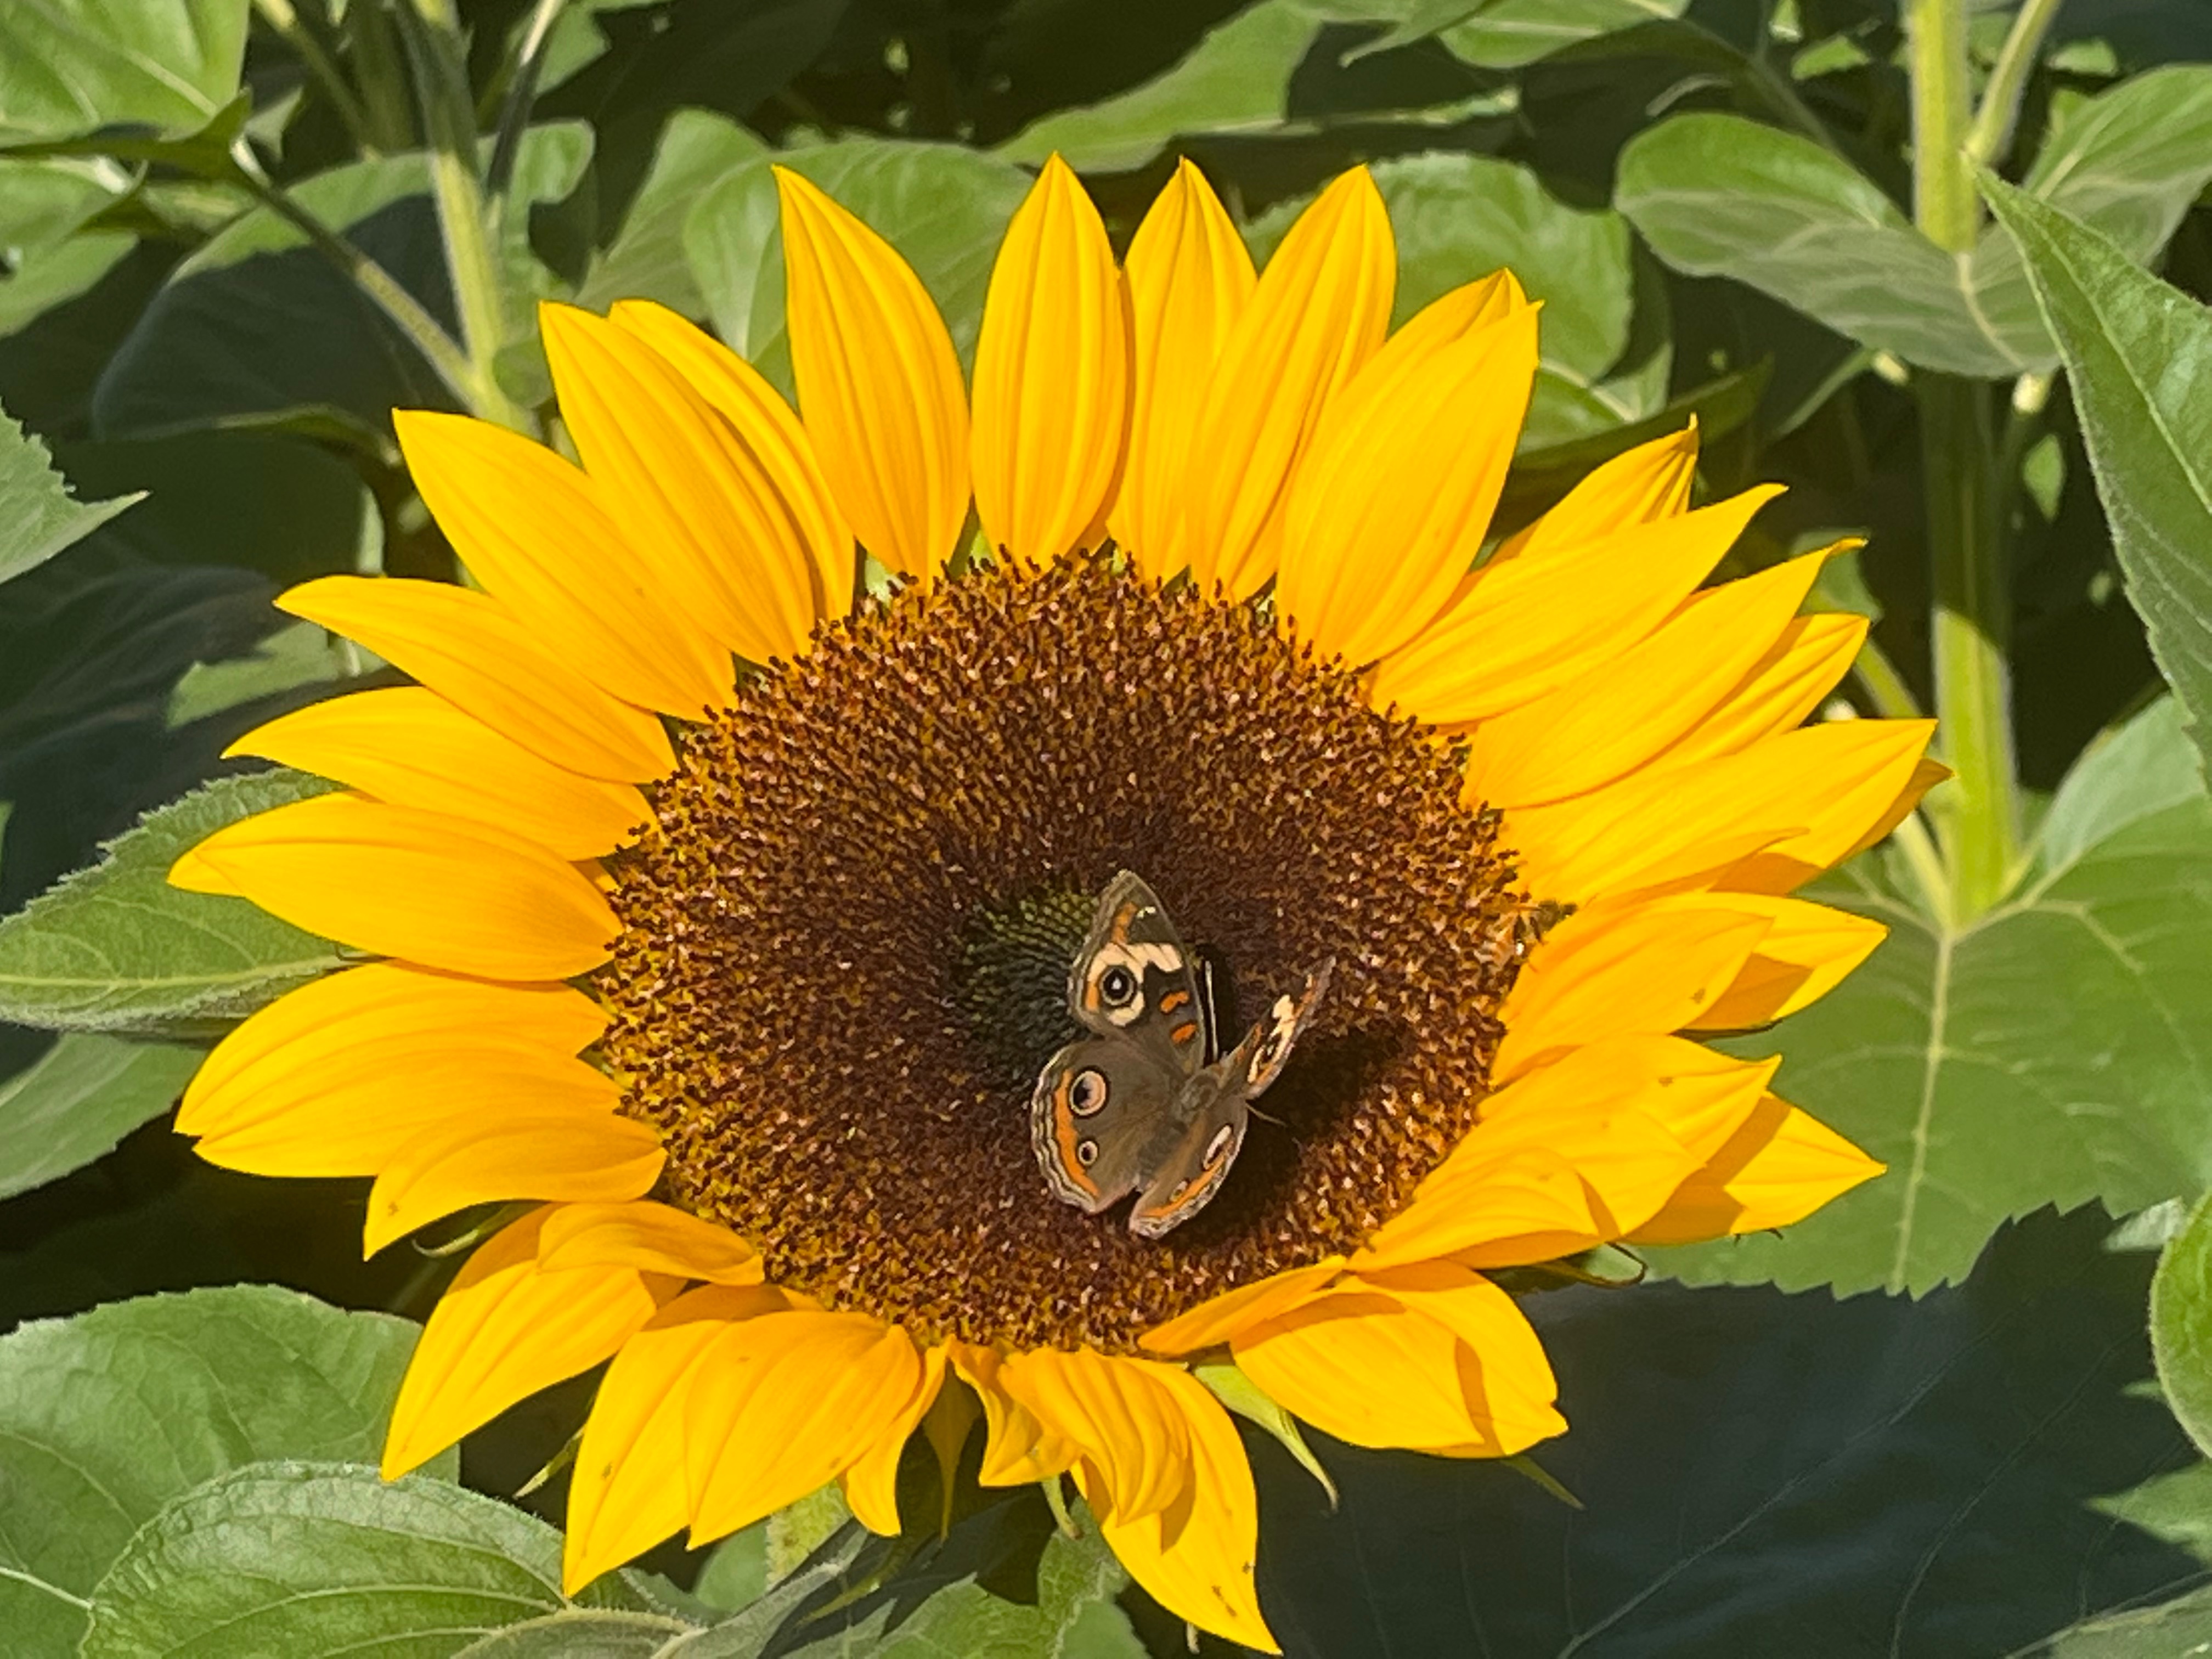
[227,686,648,861]
[537,1199,763,1284]
[948,1341,1081,1486]
[364,1111,665,1255]
[169,792,618,980]
[1277,283,1535,667]
[384,1206,670,1477]
[1663,611,1867,765]
[840,1346,949,1536]
[1084,1365,1276,1654]
[564,1284,793,1592]
[1357,1037,1772,1268]
[971,154,1129,568]
[540,302,824,663]
[1110,159,1255,582]
[1627,1095,1884,1244]
[179,960,602,1137]
[393,405,730,714]
[1465,550,1831,808]
[608,297,856,624]
[1498,718,1938,906]
[278,575,673,782]
[685,1312,924,1544]
[1233,1266,1561,1455]
[1490,421,1700,565]
[193,1046,620,1178]
[1373,484,1779,725]
[776,166,969,583]
[1689,896,1888,1029]
[1494,895,1776,1079]
[1139,1259,1345,1357]
[996,1347,1194,1524]
[1184,167,1394,600]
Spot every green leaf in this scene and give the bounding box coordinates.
[1440,0,1691,69]
[995,0,1504,174]
[1982,173,2212,783]
[0,1032,200,1199]
[0,400,140,585]
[92,124,593,437]
[2153,1192,2212,1460]
[455,1611,699,1657]
[2034,1585,2212,1657]
[1650,697,2212,1296]
[685,140,1032,398]
[0,1287,428,1656]
[82,1462,640,1658]
[0,0,248,144]
[165,617,353,727]
[1620,69,2212,377]
[1245,151,1655,448]
[577,110,769,319]
[1251,1206,2198,1655]
[0,769,345,1037]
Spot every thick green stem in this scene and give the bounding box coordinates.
[1921,376,2018,914]
[1906,0,1978,251]
[1965,0,2066,167]
[401,0,528,430]
[252,0,374,150]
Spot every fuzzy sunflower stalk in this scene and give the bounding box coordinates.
[166,155,1936,1649]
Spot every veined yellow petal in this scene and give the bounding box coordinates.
[383,1206,671,1477]
[168,792,618,980]
[1139,1259,1345,1357]
[1706,718,1942,893]
[1628,1096,1884,1245]
[227,687,648,861]
[685,1312,924,1545]
[564,1284,796,1593]
[1185,168,1394,600]
[1356,1147,1600,1272]
[1464,550,1831,808]
[393,406,730,715]
[363,1110,665,1255]
[971,155,1129,568]
[1689,896,1888,1029]
[192,1045,620,1177]
[541,303,824,664]
[538,1199,763,1284]
[278,576,673,783]
[1662,611,1867,765]
[1110,159,1254,582]
[996,1347,1194,1525]
[608,298,856,623]
[840,1346,950,1536]
[948,1341,1081,1486]
[1373,485,1780,725]
[1489,421,1700,566]
[1233,1268,1562,1455]
[180,961,602,1136]
[1084,1366,1276,1654]
[1494,895,1776,1079]
[1277,284,1536,667]
[777,166,969,583]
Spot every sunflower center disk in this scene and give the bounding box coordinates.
[600,562,1533,1352]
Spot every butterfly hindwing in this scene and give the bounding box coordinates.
[1127,1035,1259,1238]
[1030,1036,1181,1212]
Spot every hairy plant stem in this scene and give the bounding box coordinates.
[252,0,374,150]
[1907,0,2020,918]
[1966,0,2067,167]
[400,0,529,431]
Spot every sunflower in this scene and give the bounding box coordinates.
[166,155,1936,1649]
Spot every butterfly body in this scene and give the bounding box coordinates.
[1030,871,1330,1238]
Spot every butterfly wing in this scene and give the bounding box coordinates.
[1242,958,1334,1097]
[1031,1037,1181,1214]
[1127,1041,1257,1239]
[1064,870,1207,1076]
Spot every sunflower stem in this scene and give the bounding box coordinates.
[1040,1473,1080,1539]
[398,0,531,432]
[1965,0,2066,168]
[1908,0,2021,918]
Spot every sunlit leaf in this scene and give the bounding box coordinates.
[0,1032,200,1200]
[0,400,140,586]
[0,1287,429,1656]
[2153,1193,2212,1460]
[0,0,247,144]
[0,768,343,1037]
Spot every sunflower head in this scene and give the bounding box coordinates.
[167,151,1934,1650]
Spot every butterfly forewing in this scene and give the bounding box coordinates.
[1064,871,1208,1075]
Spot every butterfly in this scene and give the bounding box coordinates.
[1030,870,1332,1238]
